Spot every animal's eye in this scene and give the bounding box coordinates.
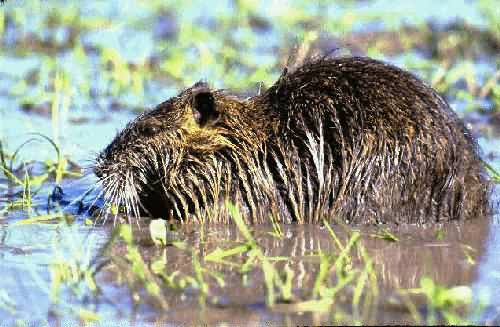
[141,124,161,136]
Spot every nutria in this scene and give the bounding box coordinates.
[94,56,490,225]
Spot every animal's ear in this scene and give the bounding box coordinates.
[191,83,220,127]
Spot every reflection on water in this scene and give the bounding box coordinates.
[473,186,500,324]
[20,223,500,323]
[95,219,497,325]
[1,207,498,324]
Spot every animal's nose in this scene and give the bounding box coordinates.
[94,165,105,179]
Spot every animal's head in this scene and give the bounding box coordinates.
[94,82,273,222]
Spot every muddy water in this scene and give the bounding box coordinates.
[92,219,496,325]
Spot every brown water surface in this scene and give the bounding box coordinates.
[95,219,494,325]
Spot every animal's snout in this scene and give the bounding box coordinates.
[93,164,106,179]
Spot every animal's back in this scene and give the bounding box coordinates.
[265,57,489,224]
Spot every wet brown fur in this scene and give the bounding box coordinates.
[94,56,490,224]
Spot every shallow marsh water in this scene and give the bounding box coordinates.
[0,213,498,325]
[1,0,500,325]
[101,221,494,325]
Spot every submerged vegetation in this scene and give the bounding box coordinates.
[0,0,499,325]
